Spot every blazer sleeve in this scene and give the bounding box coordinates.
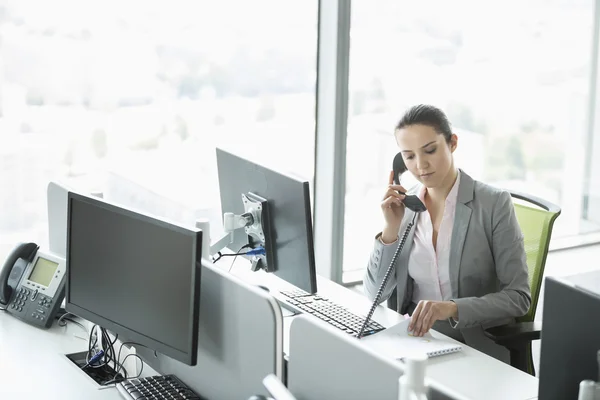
[363,234,400,304]
[452,191,532,328]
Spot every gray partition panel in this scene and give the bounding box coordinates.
[138,259,283,400]
[288,315,469,400]
[48,181,99,258]
[47,181,71,258]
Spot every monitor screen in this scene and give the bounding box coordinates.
[216,148,317,294]
[65,192,202,366]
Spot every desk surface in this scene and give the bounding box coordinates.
[233,267,539,400]
[315,276,539,400]
[0,265,539,400]
[0,313,128,399]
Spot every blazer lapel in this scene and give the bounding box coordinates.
[449,170,474,298]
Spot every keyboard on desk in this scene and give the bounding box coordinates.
[116,375,204,400]
[279,289,385,337]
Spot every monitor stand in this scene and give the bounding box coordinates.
[65,351,124,386]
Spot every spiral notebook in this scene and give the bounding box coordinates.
[359,319,462,360]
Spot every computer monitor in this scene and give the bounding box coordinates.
[216,147,317,294]
[137,258,284,399]
[65,192,202,366]
[539,271,600,399]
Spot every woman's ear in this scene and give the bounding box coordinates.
[449,134,458,153]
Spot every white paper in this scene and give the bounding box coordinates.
[359,319,462,360]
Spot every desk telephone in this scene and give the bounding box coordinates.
[357,152,427,338]
[0,242,66,328]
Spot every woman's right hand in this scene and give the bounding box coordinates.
[380,170,406,243]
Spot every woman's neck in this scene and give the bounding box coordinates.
[425,168,459,205]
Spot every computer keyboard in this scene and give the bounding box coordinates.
[116,374,205,400]
[279,289,385,337]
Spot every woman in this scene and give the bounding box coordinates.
[363,104,531,362]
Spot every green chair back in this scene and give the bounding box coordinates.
[510,191,561,323]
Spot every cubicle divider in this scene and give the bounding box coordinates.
[287,315,470,400]
[137,259,284,400]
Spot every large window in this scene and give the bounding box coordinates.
[0,0,318,259]
[344,0,596,279]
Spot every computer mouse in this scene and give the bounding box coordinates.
[247,396,269,400]
[256,285,270,292]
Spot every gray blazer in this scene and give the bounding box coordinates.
[363,169,531,361]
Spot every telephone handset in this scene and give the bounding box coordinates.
[392,152,427,213]
[356,153,428,338]
[0,242,66,328]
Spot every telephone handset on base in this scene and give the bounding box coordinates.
[356,153,428,339]
[0,242,66,329]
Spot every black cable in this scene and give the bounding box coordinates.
[212,243,253,264]
[116,341,158,365]
[219,251,256,258]
[82,325,137,386]
[92,328,112,369]
[102,352,145,386]
[102,328,119,372]
[228,244,253,273]
[85,324,99,367]
[104,341,158,385]
[56,312,87,333]
[58,316,87,333]
[357,213,418,339]
[86,326,119,371]
[117,353,144,379]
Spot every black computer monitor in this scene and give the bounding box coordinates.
[539,271,600,399]
[216,147,317,294]
[65,192,202,366]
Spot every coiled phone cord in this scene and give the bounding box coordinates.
[357,212,417,339]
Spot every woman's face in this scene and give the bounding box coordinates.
[394,124,457,188]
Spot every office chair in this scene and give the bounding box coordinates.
[483,190,560,375]
[386,189,561,376]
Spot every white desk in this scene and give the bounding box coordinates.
[232,267,539,400]
[0,267,539,400]
[314,276,539,400]
[0,312,136,399]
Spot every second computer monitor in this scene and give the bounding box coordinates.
[216,147,317,294]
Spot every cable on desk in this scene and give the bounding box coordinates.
[85,325,119,373]
[101,327,119,372]
[108,353,144,384]
[102,341,158,385]
[83,325,147,387]
[56,312,88,335]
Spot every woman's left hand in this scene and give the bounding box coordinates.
[408,300,459,337]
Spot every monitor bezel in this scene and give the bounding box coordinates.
[216,147,317,294]
[64,192,202,366]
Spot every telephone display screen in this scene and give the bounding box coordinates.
[28,257,59,287]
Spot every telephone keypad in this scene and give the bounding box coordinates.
[29,294,53,321]
[10,287,35,314]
